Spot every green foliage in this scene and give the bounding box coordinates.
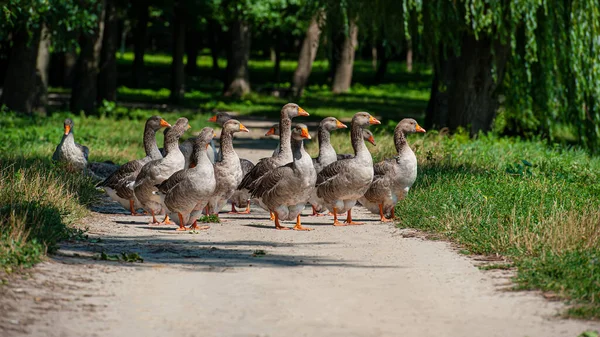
[1,0,101,50]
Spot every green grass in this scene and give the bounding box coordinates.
[0,157,99,273]
[324,129,600,319]
[50,51,430,122]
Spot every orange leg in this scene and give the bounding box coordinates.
[273,212,290,230]
[228,201,251,214]
[160,214,175,225]
[379,204,393,222]
[175,213,188,231]
[149,210,160,225]
[332,208,345,226]
[293,214,312,231]
[129,200,143,216]
[344,209,364,225]
[228,203,238,213]
[190,220,210,230]
[269,211,275,221]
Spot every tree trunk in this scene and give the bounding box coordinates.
[33,24,50,115]
[425,35,510,135]
[291,11,324,97]
[132,0,149,88]
[184,27,200,75]
[371,45,377,70]
[98,0,119,102]
[406,38,413,73]
[207,19,220,74]
[373,41,388,84]
[1,25,41,114]
[70,0,106,115]
[0,35,11,89]
[332,18,357,94]
[223,20,251,97]
[169,3,186,104]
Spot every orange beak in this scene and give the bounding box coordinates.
[160,119,171,127]
[368,116,381,125]
[298,107,309,117]
[64,125,71,135]
[239,123,249,133]
[213,131,217,137]
[336,120,348,129]
[367,135,376,146]
[187,124,192,130]
[205,144,209,149]
[208,115,217,122]
[300,128,311,139]
[189,163,197,168]
[416,124,426,133]
[265,127,276,136]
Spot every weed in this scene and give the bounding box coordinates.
[252,250,266,257]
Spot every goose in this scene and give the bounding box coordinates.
[264,123,280,156]
[358,118,426,221]
[206,119,250,217]
[237,103,309,218]
[228,159,255,214]
[336,129,376,160]
[156,127,216,231]
[133,117,189,224]
[97,116,170,215]
[308,117,347,216]
[315,112,381,226]
[249,124,315,230]
[52,118,89,171]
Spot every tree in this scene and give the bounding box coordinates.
[34,24,51,114]
[1,0,100,114]
[98,0,119,102]
[291,10,324,97]
[331,16,357,94]
[131,0,149,88]
[169,1,186,103]
[71,0,106,114]
[223,18,251,97]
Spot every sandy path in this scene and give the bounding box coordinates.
[1,117,599,337]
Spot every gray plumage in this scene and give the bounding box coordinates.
[229,158,255,209]
[133,118,189,218]
[249,124,316,222]
[316,112,380,215]
[207,120,249,214]
[158,128,216,226]
[359,118,426,217]
[98,116,169,213]
[238,103,308,193]
[336,129,376,160]
[52,118,89,171]
[308,117,347,213]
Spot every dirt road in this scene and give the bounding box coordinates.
[1,117,598,337]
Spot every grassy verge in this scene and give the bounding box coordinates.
[0,157,99,273]
[322,129,600,318]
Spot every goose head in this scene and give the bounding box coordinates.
[223,119,250,134]
[352,112,381,128]
[321,117,347,131]
[207,111,232,126]
[396,118,426,134]
[281,103,309,119]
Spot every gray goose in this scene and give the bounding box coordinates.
[315,112,381,226]
[52,118,89,172]
[207,111,256,213]
[249,124,315,230]
[358,118,426,221]
[206,119,250,217]
[336,130,376,160]
[98,116,170,215]
[133,117,189,224]
[157,127,216,231]
[237,103,309,218]
[308,117,348,216]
